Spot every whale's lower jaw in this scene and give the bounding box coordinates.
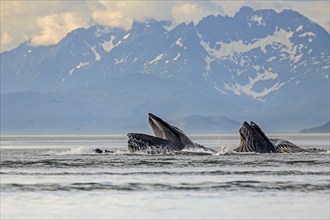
[127,133,182,154]
[234,143,275,153]
[270,139,306,153]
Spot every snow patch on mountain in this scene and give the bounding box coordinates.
[149,54,165,65]
[69,69,74,76]
[91,46,101,61]
[173,53,180,61]
[176,38,183,47]
[114,58,125,65]
[68,62,90,76]
[249,15,265,26]
[214,85,227,95]
[101,35,116,52]
[221,29,293,57]
[199,28,300,64]
[299,32,316,38]
[123,33,130,39]
[76,62,89,69]
[204,56,213,72]
[296,25,303,32]
[299,32,315,43]
[224,68,285,100]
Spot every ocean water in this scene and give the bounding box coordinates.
[1,134,329,219]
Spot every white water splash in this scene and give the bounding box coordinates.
[57,147,91,155]
[113,149,129,155]
[216,146,230,155]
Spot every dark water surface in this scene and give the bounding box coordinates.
[1,134,329,219]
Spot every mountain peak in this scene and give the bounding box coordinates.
[237,6,255,15]
[132,19,170,30]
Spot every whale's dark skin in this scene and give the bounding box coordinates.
[127,113,216,154]
[94,148,103,154]
[127,133,181,153]
[234,121,306,153]
[94,148,113,154]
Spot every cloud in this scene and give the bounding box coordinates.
[1,1,44,51]
[91,1,174,29]
[31,12,89,45]
[91,2,134,29]
[0,1,92,51]
[91,1,222,29]
[1,32,12,44]
[171,2,220,24]
[290,1,330,32]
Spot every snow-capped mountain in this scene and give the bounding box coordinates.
[1,7,329,134]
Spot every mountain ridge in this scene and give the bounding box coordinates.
[1,7,329,134]
[299,121,330,133]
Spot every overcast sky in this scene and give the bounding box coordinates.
[1,0,329,52]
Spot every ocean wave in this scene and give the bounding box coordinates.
[2,180,329,193]
[0,159,106,168]
[1,156,329,169]
[2,170,329,177]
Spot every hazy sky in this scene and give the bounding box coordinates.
[1,0,329,52]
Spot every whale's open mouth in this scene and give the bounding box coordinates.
[148,113,178,140]
[127,113,212,154]
[127,113,187,153]
[148,113,187,148]
[239,121,250,140]
[236,121,277,153]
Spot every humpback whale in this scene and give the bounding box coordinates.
[128,113,216,154]
[234,121,306,153]
[96,117,326,154]
[127,133,181,153]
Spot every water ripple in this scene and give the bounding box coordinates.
[2,181,329,192]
